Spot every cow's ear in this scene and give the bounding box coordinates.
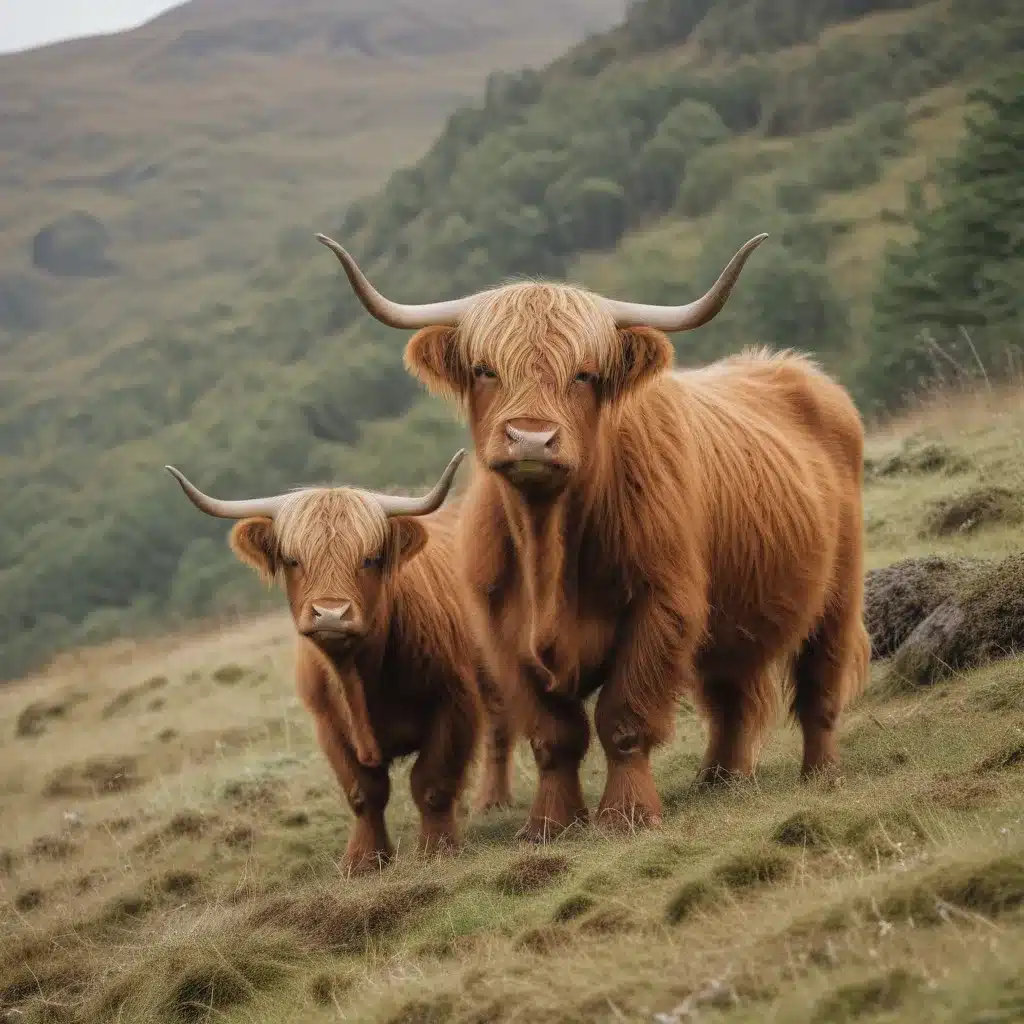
[229,518,278,583]
[405,326,468,401]
[608,326,673,400]
[385,517,429,571]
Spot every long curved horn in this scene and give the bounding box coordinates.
[601,234,768,332]
[364,449,466,517]
[316,234,475,329]
[165,466,290,520]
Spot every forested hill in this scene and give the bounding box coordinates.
[3,0,1022,681]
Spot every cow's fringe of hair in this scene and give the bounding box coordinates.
[457,281,621,389]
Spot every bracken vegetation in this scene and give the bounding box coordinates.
[1,383,1023,1022]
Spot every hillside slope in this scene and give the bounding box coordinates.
[0,0,621,348]
[0,0,624,679]
[1,386,1022,1022]
[2,0,1022,680]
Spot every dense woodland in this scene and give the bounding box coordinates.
[1,0,1022,679]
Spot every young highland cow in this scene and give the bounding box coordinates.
[166,452,498,872]
[318,233,871,841]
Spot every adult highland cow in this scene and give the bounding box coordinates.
[317,233,871,841]
[167,452,510,871]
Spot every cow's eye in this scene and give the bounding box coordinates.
[281,554,300,569]
[362,554,384,570]
[473,364,498,381]
[574,371,597,385]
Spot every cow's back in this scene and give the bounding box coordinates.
[664,350,863,670]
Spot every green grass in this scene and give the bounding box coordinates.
[1,386,1024,1021]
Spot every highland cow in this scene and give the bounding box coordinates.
[318,233,871,841]
[167,452,508,871]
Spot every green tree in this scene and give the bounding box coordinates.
[547,177,628,251]
[627,100,729,216]
[859,68,1024,411]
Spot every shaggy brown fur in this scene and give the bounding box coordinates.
[228,494,504,873]
[404,281,870,839]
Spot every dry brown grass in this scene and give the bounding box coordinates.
[1,386,1024,1022]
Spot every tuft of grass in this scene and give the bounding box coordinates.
[578,906,638,935]
[222,824,256,849]
[977,665,1024,711]
[308,970,354,1007]
[515,924,573,953]
[100,893,154,927]
[495,854,571,896]
[29,835,76,861]
[865,437,969,479]
[714,848,793,890]
[580,870,619,895]
[95,934,296,1023]
[212,663,248,685]
[665,878,726,924]
[44,755,140,798]
[925,486,1023,537]
[865,853,1024,925]
[165,810,213,839]
[632,839,692,878]
[159,870,202,897]
[384,994,457,1024]
[553,893,596,923]
[844,808,928,862]
[771,809,837,849]
[14,889,43,912]
[976,736,1024,775]
[251,882,448,955]
[927,775,999,811]
[14,694,83,739]
[812,968,920,1022]
[101,675,168,719]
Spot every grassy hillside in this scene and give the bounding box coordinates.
[1,386,1023,1022]
[2,0,1021,679]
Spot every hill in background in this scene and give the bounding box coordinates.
[0,0,624,679]
[2,0,1022,680]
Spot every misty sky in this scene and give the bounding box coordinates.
[0,0,183,55]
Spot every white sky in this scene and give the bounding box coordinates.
[0,0,184,55]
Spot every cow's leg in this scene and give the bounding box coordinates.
[793,513,870,778]
[473,672,516,812]
[411,693,478,856]
[521,691,590,842]
[297,654,392,873]
[593,684,665,830]
[694,668,775,787]
[594,593,701,830]
[311,708,393,873]
[793,602,870,778]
